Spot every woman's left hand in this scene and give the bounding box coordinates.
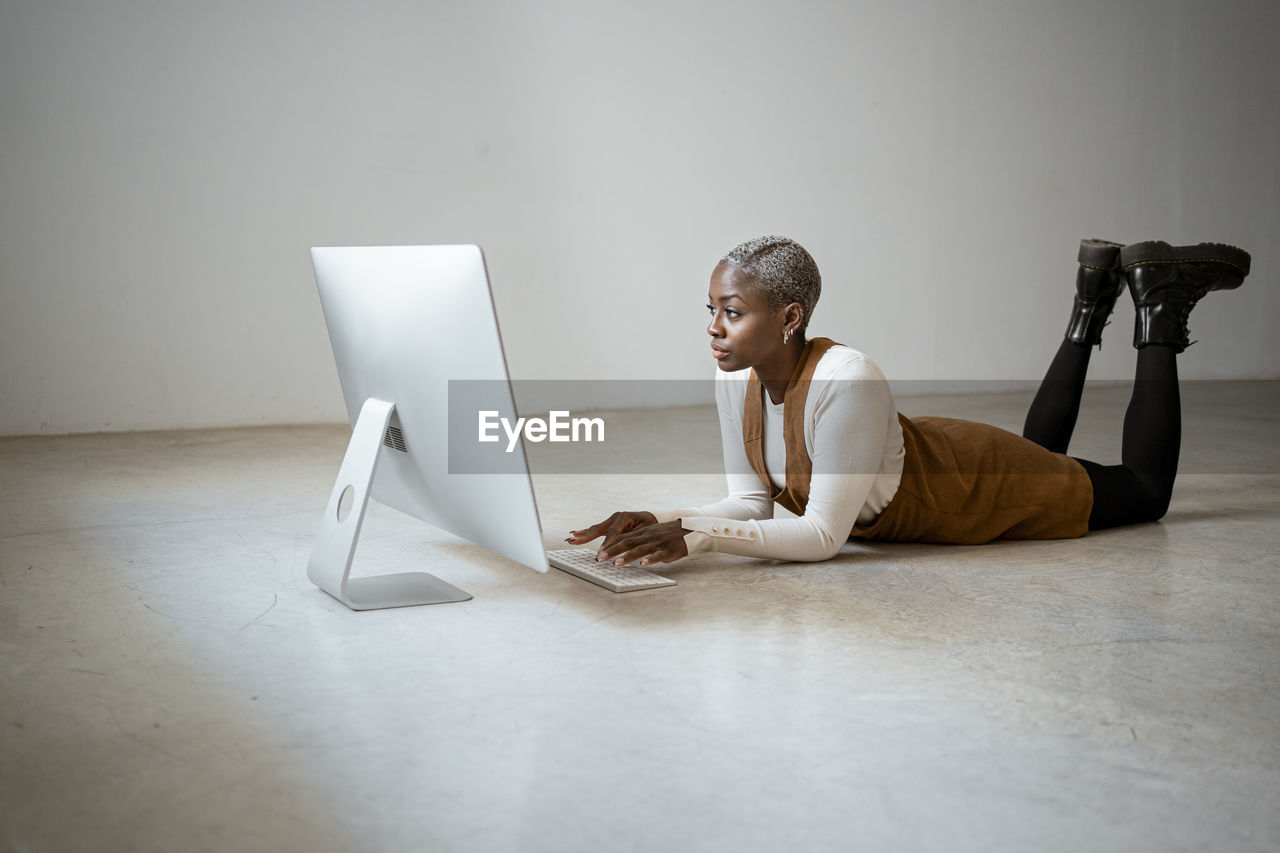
[595,520,690,567]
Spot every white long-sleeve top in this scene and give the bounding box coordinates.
[652,344,905,562]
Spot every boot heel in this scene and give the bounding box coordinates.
[1077,238,1124,269]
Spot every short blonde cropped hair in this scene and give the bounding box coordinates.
[720,235,821,332]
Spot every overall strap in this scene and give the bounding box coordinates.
[742,337,839,516]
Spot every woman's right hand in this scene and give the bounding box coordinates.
[566,511,660,553]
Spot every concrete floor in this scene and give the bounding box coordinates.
[2,383,1278,852]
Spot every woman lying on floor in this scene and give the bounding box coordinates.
[567,234,1252,566]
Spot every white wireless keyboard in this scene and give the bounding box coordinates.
[546,549,676,593]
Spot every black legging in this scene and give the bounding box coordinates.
[1022,339,1180,529]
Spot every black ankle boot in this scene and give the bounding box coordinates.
[1121,241,1252,352]
[1065,239,1125,347]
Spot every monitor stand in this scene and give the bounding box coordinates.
[307,397,473,611]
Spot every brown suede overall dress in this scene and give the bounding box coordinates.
[742,338,1094,545]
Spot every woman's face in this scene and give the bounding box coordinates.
[706,262,789,372]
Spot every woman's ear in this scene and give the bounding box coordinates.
[785,303,804,335]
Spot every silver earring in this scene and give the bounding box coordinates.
[783,329,793,345]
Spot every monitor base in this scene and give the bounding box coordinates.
[326,571,472,611]
[307,397,472,611]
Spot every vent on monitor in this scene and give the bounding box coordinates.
[383,424,407,453]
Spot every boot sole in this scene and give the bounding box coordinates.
[1120,240,1251,275]
[1077,238,1124,270]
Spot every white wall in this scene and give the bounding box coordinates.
[2,0,1277,435]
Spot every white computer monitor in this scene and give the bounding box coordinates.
[309,244,549,611]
